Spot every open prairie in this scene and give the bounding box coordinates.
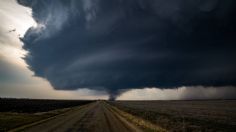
[0,99,145,132]
[0,98,93,113]
[0,99,93,131]
[1,0,236,132]
[110,100,236,132]
[1,99,235,132]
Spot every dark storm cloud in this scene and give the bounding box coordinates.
[17,0,236,99]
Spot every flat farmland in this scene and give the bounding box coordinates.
[0,98,93,113]
[0,98,93,131]
[110,100,236,131]
[0,100,142,132]
[1,99,235,132]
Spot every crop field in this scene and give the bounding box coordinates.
[0,98,93,131]
[0,98,93,113]
[110,100,236,132]
[0,100,144,132]
[1,99,235,132]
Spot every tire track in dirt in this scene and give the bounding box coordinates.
[12,101,141,132]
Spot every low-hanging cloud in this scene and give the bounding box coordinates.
[17,0,236,99]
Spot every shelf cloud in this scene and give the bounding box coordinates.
[17,0,236,99]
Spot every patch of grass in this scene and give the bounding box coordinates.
[108,103,167,132]
[0,107,71,131]
[109,100,236,132]
[0,98,93,131]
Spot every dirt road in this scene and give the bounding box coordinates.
[15,101,141,132]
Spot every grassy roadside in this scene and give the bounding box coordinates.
[106,102,167,132]
[0,107,72,132]
[0,103,93,132]
[109,101,236,132]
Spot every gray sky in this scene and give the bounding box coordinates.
[0,0,235,100]
[0,0,108,99]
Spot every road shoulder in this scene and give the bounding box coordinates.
[107,102,167,132]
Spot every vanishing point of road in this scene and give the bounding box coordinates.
[12,101,142,132]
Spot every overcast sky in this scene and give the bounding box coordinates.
[0,0,235,100]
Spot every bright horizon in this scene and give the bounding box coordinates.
[0,0,236,100]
